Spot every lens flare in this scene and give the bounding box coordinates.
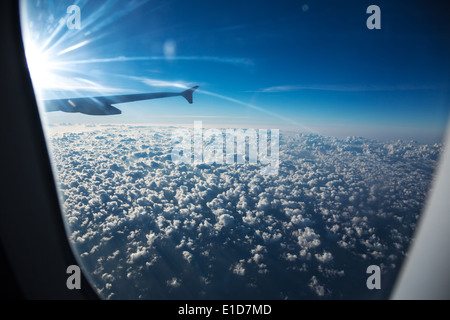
[24,42,59,92]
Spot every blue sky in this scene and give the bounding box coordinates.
[21,0,450,142]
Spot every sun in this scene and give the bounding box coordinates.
[24,42,60,93]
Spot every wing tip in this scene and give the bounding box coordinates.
[181,86,200,104]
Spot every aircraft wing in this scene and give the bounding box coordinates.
[42,86,199,116]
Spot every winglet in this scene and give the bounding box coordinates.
[181,86,199,104]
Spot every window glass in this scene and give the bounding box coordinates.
[20,0,449,299]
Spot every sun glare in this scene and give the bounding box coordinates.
[25,42,59,92]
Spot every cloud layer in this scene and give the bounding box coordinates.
[48,124,441,299]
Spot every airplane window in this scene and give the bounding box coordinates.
[19,0,449,299]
